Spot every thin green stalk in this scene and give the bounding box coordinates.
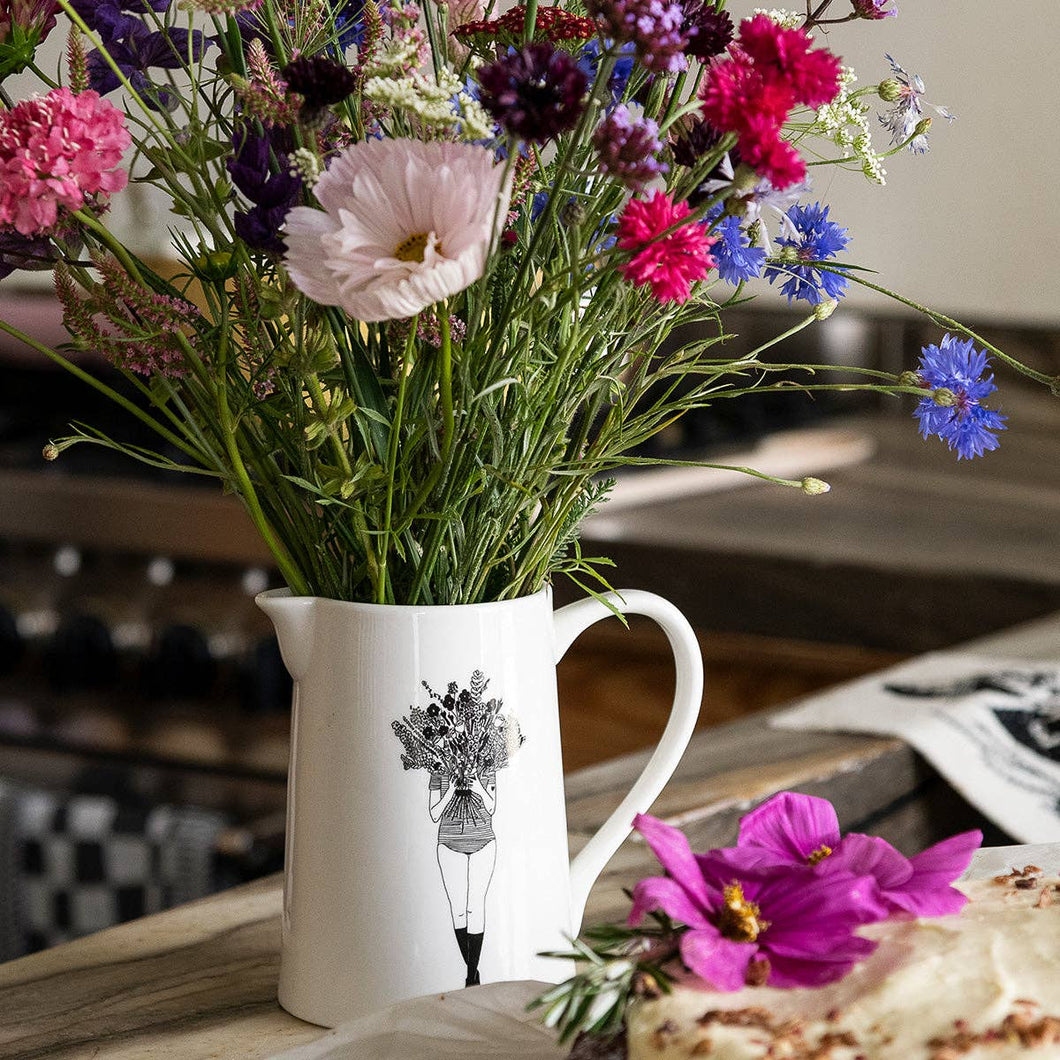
[378,315,420,603]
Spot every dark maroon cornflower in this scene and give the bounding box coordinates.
[478,43,587,144]
[0,0,59,76]
[593,105,667,191]
[670,117,723,168]
[281,54,357,114]
[681,0,732,61]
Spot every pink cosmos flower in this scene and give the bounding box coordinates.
[284,138,511,322]
[616,191,715,304]
[0,87,130,237]
[629,813,888,990]
[729,791,982,917]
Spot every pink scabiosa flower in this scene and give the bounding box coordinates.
[729,791,982,917]
[592,105,668,192]
[616,191,715,304]
[0,87,129,237]
[283,138,512,323]
[629,813,888,989]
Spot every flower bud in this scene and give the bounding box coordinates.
[42,443,59,461]
[877,78,902,102]
[730,163,760,195]
[932,387,956,407]
[898,370,922,388]
[914,117,933,137]
[560,199,586,227]
[814,297,838,321]
[801,477,831,496]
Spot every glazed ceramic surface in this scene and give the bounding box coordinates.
[257,587,702,1027]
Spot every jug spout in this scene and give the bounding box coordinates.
[256,589,315,681]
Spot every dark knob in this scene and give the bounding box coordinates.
[146,623,216,699]
[0,603,22,675]
[241,635,293,715]
[45,614,117,692]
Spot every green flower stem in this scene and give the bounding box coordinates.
[822,269,1059,389]
[743,311,819,358]
[306,372,355,480]
[215,311,309,596]
[0,318,206,464]
[378,315,420,604]
[521,0,539,41]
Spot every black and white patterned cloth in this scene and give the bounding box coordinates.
[0,780,228,960]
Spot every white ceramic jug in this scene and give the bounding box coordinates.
[257,586,702,1027]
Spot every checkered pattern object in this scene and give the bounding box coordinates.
[0,781,227,959]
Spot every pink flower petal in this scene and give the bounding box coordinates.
[679,928,757,991]
[634,813,713,908]
[884,830,981,917]
[828,833,913,890]
[628,875,712,929]
[737,792,841,863]
[765,945,874,988]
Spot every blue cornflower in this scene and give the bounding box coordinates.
[708,209,766,286]
[912,335,1006,460]
[577,40,636,108]
[764,202,850,305]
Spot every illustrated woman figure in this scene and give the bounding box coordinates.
[429,762,496,985]
[393,670,523,989]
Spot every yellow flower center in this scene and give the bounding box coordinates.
[807,844,833,865]
[394,231,433,263]
[717,882,769,943]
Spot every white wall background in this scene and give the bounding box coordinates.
[796,1,1060,324]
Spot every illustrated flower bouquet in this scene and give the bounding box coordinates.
[392,670,523,784]
[0,0,1051,606]
[532,791,982,1043]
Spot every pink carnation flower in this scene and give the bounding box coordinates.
[616,191,715,304]
[0,88,129,237]
[700,14,841,189]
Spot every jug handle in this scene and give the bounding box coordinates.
[554,590,702,931]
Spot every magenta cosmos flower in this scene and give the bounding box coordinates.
[629,813,887,990]
[616,192,715,304]
[730,791,982,917]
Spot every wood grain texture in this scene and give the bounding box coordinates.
[0,613,1056,1058]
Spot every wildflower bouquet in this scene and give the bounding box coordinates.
[532,792,982,1043]
[0,0,1049,605]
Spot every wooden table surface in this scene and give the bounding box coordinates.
[1,613,1058,1060]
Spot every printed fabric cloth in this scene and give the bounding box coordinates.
[773,652,1060,843]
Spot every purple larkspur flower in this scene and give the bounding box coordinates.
[913,334,1007,460]
[228,127,302,253]
[593,105,667,191]
[851,0,897,18]
[731,791,981,916]
[708,209,766,285]
[764,201,849,305]
[479,43,587,143]
[681,0,732,60]
[586,0,688,75]
[879,53,953,154]
[629,813,888,990]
